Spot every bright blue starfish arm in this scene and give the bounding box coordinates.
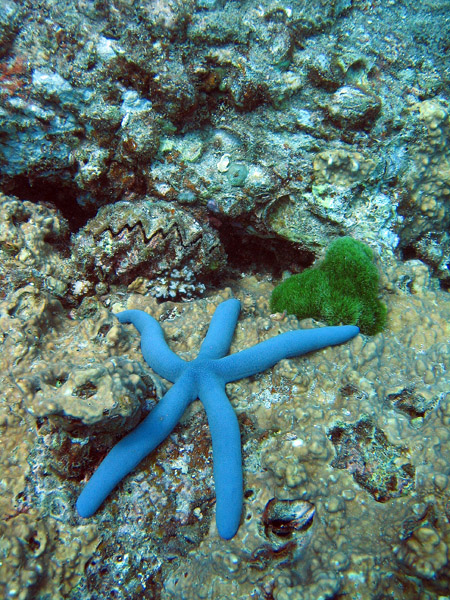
[215,325,359,383]
[198,373,243,540]
[198,298,241,359]
[116,310,186,382]
[76,300,359,540]
[76,374,196,518]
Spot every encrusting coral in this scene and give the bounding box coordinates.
[76,298,358,539]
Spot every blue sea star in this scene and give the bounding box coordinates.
[76,298,359,539]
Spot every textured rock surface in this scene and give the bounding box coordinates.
[0,192,69,298]
[398,99,450,282]
[2,290,158,432]
[0,0,448,269]
[325,85,382,130]
[1,0,450,598]
[2,261,450,599]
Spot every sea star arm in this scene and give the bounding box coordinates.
[198,298,241,359]
[215,325,359,383]
[76,302,358,539]
[76,374,196,518]
[198,373,243,540]
[116,309,186,381]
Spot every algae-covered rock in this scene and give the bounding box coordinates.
[325,85,382,130]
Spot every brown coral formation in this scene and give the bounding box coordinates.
[19,356,150,433]
[0,193,69,299]
[400,98,450,281]
[405,99,450,228]
[1,244,450,600]
[313,149,376,186]
[0,289,104,599]
[2,288,159,435]
[0,510,98,600]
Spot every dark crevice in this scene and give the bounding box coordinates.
[399,243,419,262]
[218,222,315,278]
[441,278,450,291]
[3,175,96,231]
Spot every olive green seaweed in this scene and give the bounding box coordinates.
[270,237,387,335]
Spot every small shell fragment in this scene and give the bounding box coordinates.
[217,154,231,172]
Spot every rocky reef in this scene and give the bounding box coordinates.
[1,0,450,599]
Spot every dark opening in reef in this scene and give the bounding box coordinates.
[4,174,96,231]
[399,244,419,262]
[218,223,315,278]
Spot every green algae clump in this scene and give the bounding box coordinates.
[270,237,387,335]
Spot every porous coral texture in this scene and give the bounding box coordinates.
[1,0,450,596]
[3,256,450,599]
[400,99,450,281]
[0,193,69,299]
[313,149,376,186]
